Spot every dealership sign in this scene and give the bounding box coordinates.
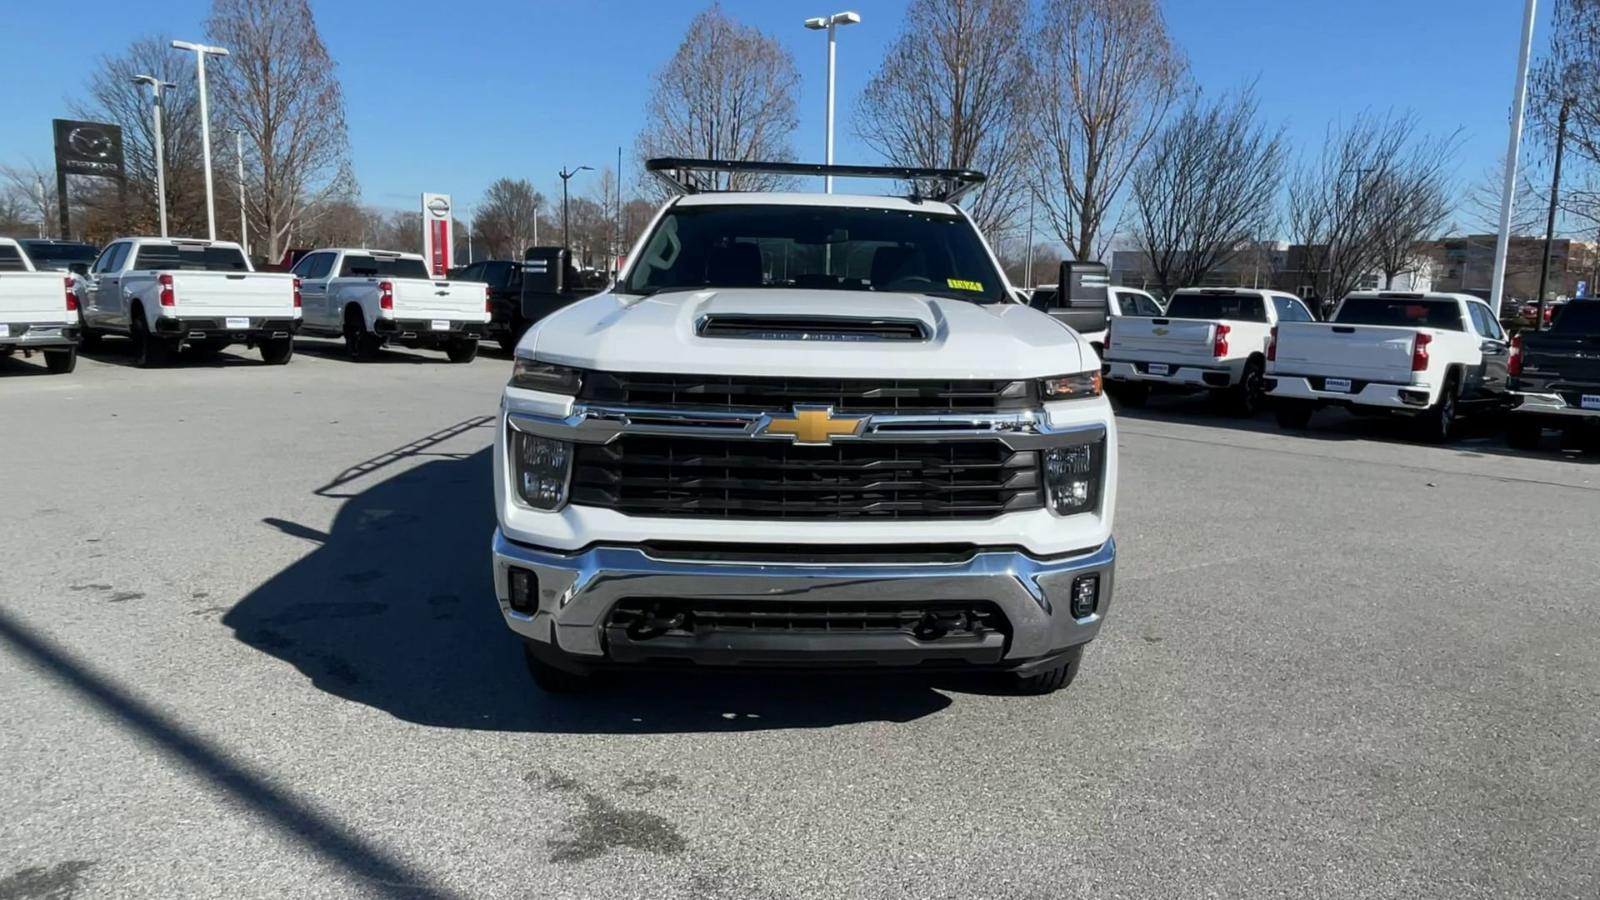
[421,192,452,277]
[53,119,125,179]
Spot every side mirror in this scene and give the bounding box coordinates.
[1027,290,1050,311]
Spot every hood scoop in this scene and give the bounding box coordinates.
[696,314,930,343]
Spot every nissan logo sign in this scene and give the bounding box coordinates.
[426,197,450,218]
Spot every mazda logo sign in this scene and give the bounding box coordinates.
[67,127,114,159]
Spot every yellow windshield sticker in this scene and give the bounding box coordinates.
[947,278,984,292]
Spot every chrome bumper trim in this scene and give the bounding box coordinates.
[491,530,1116,661]
[1513,392,1600,418]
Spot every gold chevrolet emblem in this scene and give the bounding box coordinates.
[761,405,865,446]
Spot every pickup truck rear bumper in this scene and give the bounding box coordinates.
[491,529,1115,674]
[154,316,300,341]
[0,322,77,349]
[1511,391,1600,422]
[1106,359,1237,388]
[375,318,487,343]
[1265,374,1434,410]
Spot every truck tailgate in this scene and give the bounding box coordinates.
[1522,334,1600,384]
[390,279,487,320]
[1272,322,1419,383]
[0,272,71,324]
[168,271,296,317]
[1108,317,1217,363]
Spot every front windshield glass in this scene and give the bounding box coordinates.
[623,203,1009,303]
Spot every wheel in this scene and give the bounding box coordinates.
[445,339,479,363]
[1506,419,1543,451]
[43,347,77,374]
[497,333,520,355]
[1108,382,1149,408]
[131,312,173,368]
[1227,359,1266,417]
[523,644,597,694]
[1275,401,1314,429]
[1412,372,1459,444]
[1009,657,1080,695]
[259,337,294,365]
[497,316,527,355]
[78,314,101,349]
[343,308,381,360]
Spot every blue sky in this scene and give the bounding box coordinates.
[0,0,1556,231]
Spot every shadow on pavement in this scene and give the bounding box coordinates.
[0,351,63,377]
[292,338,458,366]
[76,335,267,369]
[226,440,956,734]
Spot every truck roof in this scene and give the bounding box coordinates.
[318,248,425,259]
[672,191,962,216]
[1345,290,1482,304]
[120,237,246,250]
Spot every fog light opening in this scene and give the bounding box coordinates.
[1070,574,1099,619]
[508,567,538,614]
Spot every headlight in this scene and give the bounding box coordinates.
[1042,440,1103,516]
[511,430,574,510]
[510,357,582,394]
[1040,371,1101,400]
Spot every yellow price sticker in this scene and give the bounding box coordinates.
[947,278,984,292]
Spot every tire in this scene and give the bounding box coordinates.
[78,313,101,350]
[1412,372,1460,444]
[523,644,597,694]
[1108,382,1149,408]
[259,337,294,365]
[497,334,520,355]
[1228,358,1266,417]
[497,316,527,355]
[445,339,479,363]
[1275,401,1314,429]
[131,312,173,368]
[1506,419,1543,451]
[43,347,77,374]
[1009,657,1080,696]
[343,307,381,360]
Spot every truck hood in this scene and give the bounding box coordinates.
[525,288,1087,379]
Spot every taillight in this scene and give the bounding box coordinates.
[1267,325,1278,362]
[64,276,77,312]
[1508,334,1523,376]
[1411,332,1431,372]
[1104,322,1112,351]
[379,281,393,311]
[159,273,175,307]
[292,277,302,309]
[485,283,492,314]
[1213,323,1230,358]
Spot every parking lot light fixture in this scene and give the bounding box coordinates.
[804,11,861,194]
[171,40,230,241]
[559,166,593,258]
[131,75,177,238]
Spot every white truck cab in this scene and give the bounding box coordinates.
[492,158,1118,696]
[1030,282,1163,357]
[290,248,490,362]
[77,237,299,367]
[0,238,80,373]
[1266,291,1514,442]
[1104,287,1313,415]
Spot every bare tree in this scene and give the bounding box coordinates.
[636,4,799,193]
[1368,161,1454,288]
[1030,0,1185,261]
[0,162,60,237]
[474,178,543,259]
[855,0,1032,237]
[1130,86,1286,295]
[206,0,350,262]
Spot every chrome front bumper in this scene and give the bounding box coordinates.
[492,529,1116,665]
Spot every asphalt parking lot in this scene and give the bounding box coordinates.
[2,340,1598,900]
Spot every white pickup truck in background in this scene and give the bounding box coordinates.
[291,248,489,362]
[1103,287,1315,415]
[78,237,300,367]
[0,238,80,374]
[1265,291,1514,442]
[1030,281,1164,357]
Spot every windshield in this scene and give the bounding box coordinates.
[132,243,250,272]
[1334,297,1464,331]
[1165,292,1267,322]
[340,255,430,279]
[623,203,1009,303]
[1550,301,1600,333]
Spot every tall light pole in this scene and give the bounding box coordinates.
[1492,0,1539,315]
[559,165,592,259]
[804,11,861,193]
[171,40,230,240]
[132,75,176,237]
[229,129,248,257]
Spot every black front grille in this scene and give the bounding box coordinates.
[697,314,928,342]
[606,599,1009,640]
[579,372,1035,413]
[571,436,1041,520]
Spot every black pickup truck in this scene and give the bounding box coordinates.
[453,250,607,352]
[1507,300,1600,449]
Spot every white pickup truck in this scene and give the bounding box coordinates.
[1265,291,1514,442]
[493,157,1118,696]
[1103,287,1315,415]
[1029,280,1164,357]
[290,248,489,362]
[0,238,79,374]
[78,237,299,367]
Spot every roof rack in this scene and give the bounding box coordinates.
[644,157,987,204]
